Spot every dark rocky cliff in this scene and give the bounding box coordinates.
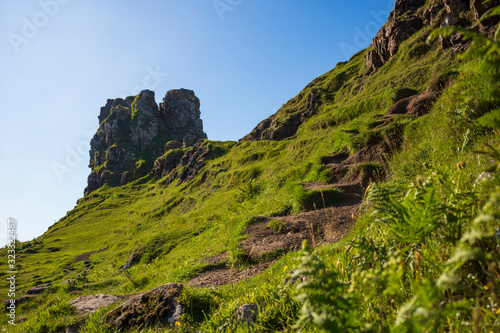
[85,89,207,195]
[367,0,500,72]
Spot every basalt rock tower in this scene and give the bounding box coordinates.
[85,89,207,195]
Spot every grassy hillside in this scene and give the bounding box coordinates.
[2,5,500,332]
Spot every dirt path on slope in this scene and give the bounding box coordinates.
[186,261,276,288]
[186,184,361,288]
[186,125,404,288]
[75,247,109,263]
[240,201,361,259]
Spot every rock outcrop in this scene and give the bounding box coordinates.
[85,89,207,195]
[159,89,205,142]
[240,0,499,144]
[25,283,51,296]
[241,88,319,141]
[366,0,499,72]
[103,283,183,329]
[3,283,51,311]
[235,304,258,324]
[153,140,234,186]
[443,0,469,15]
[366,0,425,72]
[386,91,439,117]
[423,3,445,25]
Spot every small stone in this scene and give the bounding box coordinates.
[26,283,50,296]
[4,296,31,310]
[284,269,305,285]
[235,304,258,324]
[65,323,80,333]
[445,15,459,26]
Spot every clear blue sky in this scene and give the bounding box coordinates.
[0,0,394,244]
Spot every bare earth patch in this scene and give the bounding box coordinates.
[75,246,109,263]
[186,261,276,288]
[241,200,360,260]
[187,189,361,289]
[203,252,228,264]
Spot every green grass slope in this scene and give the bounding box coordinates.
[2,11,500,332]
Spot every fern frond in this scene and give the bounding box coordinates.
[395,296,418,326]
[436,269,459,290]
[448,247,482,265]
[460,228,492,244]
[427,26,486,43]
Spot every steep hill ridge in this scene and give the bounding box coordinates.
[243,0,499,143]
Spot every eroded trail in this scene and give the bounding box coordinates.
[186,185,363,288]
[186,120,404,288]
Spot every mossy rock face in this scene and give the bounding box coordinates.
[153,140,234,185]
[103,283,183,329]
[153,149,186,178]
[85,89,208,195]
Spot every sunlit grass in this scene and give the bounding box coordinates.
[1,17,499,332]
